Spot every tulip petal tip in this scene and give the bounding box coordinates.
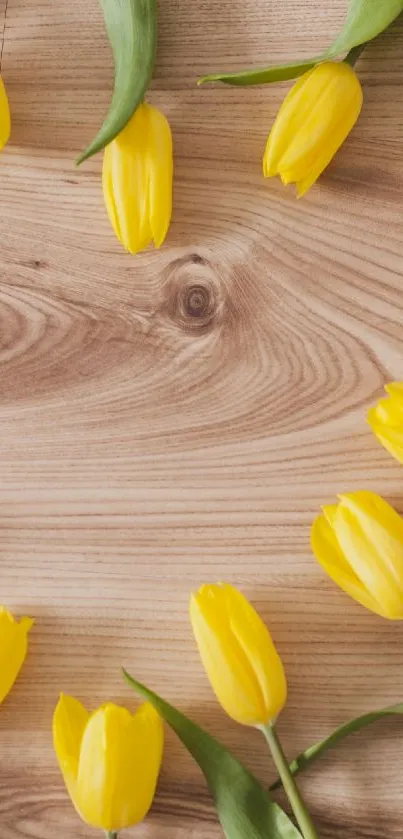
[21,616,34,633]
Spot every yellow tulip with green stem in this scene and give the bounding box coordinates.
[190,583,320,839]
[200,0,403,191]
[79,0,173,254]
[53,695,164,837]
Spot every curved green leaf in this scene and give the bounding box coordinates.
[199,0,403,86]
[77,0,157,164]
[270,702,403,791]
[123,669,302,839]
[199,59,317,87]
[326,0,403,58]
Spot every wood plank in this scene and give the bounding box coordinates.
[0,1,403,838]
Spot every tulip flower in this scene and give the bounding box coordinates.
[190,583,287,726]
[311,491,403,619]
[102,102,173,255]
[368,383,403,465]
[0,77,10,151]
[190,584,320,839]
[0,608,33,703]
[263,61,363,196]
[53,695,163,833]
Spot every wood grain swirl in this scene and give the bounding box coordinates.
[0,1,403,838]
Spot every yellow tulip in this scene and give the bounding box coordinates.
[53,695,163,832]
[311,491,403,619]
[368,383,403,464]
[103,102,173,255]
[0,608,33,703]
[263,61,363,196]
[0,77,10,151]
[190,583,287,726]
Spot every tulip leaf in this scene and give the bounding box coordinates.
[270,702,403,791]
[325,0,403,58]
[123,670,302,839]
[77,0,157,164]
[199,60,318,87]
[199,0,403,86]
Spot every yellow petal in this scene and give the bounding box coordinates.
[0,609,33,703]
[311,512,387,617]
[53,694,90,805]
[263,67,317,177]
[369,391,403,426]
[102,103,173,255]
[103,104,151,254]
[76,702,163,831]
[370,421,403,463]
[190,584,286,725]
[368,384,403,465]
[145,103,173,248]
[368,401,401,429]
[334,492,403,619]
[222,584,286,719]
[0,77,11,151]
[385,382,403,399]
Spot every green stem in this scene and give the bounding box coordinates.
[345,43,366,67]
[106,832,118,839]
[261,723,320,839]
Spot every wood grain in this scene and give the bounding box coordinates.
[1,1,403,837]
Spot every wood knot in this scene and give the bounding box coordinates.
[160,256,225,335]
[182,285,212,320]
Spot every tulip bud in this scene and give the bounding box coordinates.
[263,61,363,196]
[311,491,403,619]
[190,584,287,726]
[103,102,173,254]
[53,696,164,831]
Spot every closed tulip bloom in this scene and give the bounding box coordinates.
[53,695,163,832]
[0,77,10,151]
[312,491,403,619]
[190,583,287,726]
[368,383,403,464]
[263,61,363,196]
[103,102,173,255]
[0,608,33,703]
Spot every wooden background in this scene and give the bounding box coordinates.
[1,0,403,837]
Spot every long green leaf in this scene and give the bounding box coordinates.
[270,702,403,791]
[199,0,403,86]
[123,670,302,839]
[199,59,317,87]
[78,0,157,164]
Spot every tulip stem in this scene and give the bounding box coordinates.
[261,723,320,839]
[345,43,366,67]
[106,833,118,839]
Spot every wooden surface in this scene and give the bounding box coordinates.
[1,1,403,837]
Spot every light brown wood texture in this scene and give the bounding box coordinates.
[1,0,403,837]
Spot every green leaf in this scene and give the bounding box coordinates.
[77,0,157,164]
[123,669,302,839]
[270,702,403,791]
[326,0,403,58]
[199,59,317,87]
[199,0,403,86]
